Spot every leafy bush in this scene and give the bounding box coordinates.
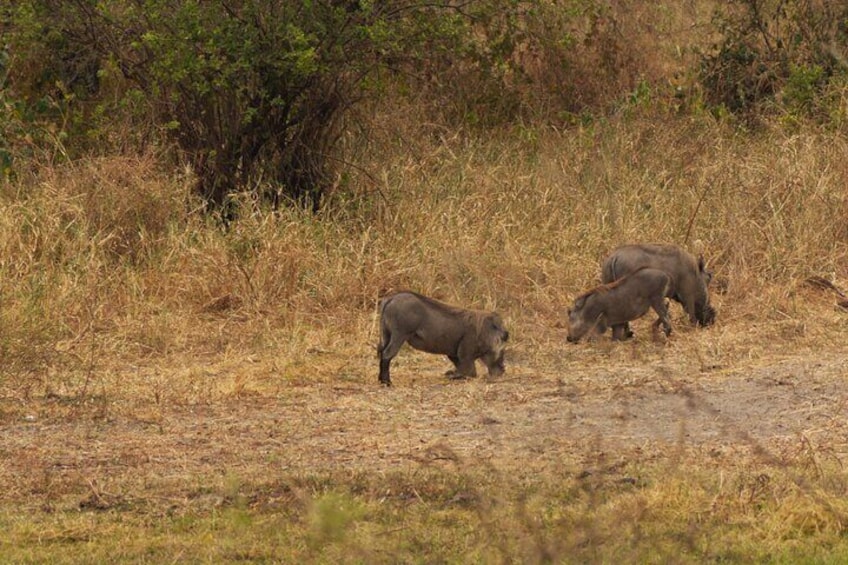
[699,0,848,120]
[1,1,510,211]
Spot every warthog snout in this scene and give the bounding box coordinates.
[486,349,506,377]
[565,306,594,343]
[697,303,717,327]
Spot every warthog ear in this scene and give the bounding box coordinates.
[573,296,586,309]
[698,255,714,285]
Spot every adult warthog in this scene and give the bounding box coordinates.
[567,268,673,343]
[377,291,509,386]
[601,243,716,338]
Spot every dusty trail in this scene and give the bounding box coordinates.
[3,351,846,505]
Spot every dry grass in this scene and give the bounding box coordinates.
[2,108,848,562]
[6,112,848,379]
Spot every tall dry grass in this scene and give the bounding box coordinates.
[2,110,848,393]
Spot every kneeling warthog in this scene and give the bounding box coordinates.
[378,291,509,386]
[567,268,673,343]
[601,243,716,338]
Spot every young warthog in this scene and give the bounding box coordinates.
[567,268,673,343]
[601,243,716,339]
[377,291,509,386]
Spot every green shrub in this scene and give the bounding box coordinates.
[699,0,848,122]
[0,1,532,211]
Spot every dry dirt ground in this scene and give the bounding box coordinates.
[2,317,847,509]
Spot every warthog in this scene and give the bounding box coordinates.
[567,268,673,343]
[377,291,509,386]
[601,243,716,338]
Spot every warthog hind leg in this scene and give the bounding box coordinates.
[378,331,411,386]
[379,358,392,386]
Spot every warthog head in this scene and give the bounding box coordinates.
[695,256,716,326]
[565,296,602,343]
[482,313,509,376]
[693,255,716,326]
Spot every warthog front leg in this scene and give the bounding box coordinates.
[681,295,699,326]
[446,359,477,379]
[444,355,462,378]
[447,338,478,379]
[650,299,673,338]
[611,323,635,341]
